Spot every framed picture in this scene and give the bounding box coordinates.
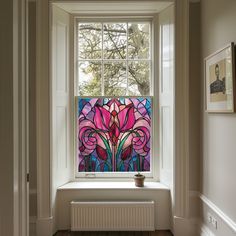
[205,42,235,113]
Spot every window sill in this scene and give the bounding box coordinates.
[57,181,169,191]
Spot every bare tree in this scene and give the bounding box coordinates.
[78,22,150,96]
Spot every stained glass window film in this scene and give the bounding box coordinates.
[77,98,151,172]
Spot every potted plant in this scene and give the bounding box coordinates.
[134,172,145,187]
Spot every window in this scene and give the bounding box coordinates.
[75,19,156,177]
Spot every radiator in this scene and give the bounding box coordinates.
[71,201,155,231]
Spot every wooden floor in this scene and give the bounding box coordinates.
[55,231,173,236]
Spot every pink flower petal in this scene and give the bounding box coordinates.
[94,106,110,130]
[108,123,120,145]
[118,106,135,131]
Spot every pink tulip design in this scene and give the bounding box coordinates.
[78,98,151,172]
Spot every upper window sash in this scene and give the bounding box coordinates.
[76,19,153,97]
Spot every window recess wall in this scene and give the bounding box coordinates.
[51,7,174,182]
[159,5,174,189]
[50,4,175,183]
[51,5,73,233]
[36,0,194,235]
[50,1,175,233]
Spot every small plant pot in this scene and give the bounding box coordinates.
[134,173,145,187]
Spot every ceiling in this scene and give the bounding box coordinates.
[53,1,174,14]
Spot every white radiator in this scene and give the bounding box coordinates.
[71,201,155,231]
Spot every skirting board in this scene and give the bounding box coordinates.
[174,216,199,236]
[200,224,215,236]
[200,194,236,233]
[36,217,53,236]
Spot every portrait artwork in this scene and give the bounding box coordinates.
[205,43,235,112]
[209,59,227,102]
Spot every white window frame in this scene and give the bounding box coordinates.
[72,15,159,180]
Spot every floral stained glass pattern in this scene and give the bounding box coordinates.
[78,98,151,172]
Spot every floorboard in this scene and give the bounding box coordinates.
[55,230,173,236]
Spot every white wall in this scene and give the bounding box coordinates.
[189,2,201,219]
[28,2,37,235]
[201,0,236,234]
[28,0,37,219]
[0,1,14,235]
[0,1,28,235]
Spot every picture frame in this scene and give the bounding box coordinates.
[205,42,235,113]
